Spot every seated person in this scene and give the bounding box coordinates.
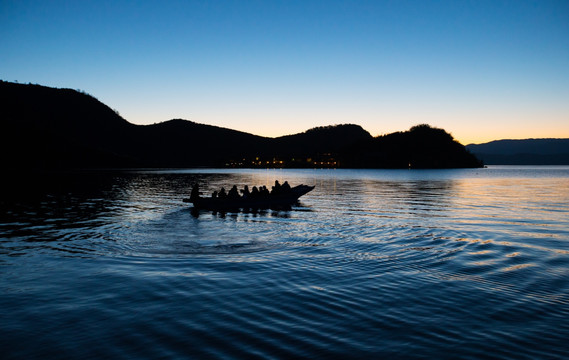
[228,185,240,199]
[271,180,281,194]
[190,184,200,201]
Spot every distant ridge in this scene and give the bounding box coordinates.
[466,139,569,165]
[1,80,481,169]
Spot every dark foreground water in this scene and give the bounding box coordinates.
[1,167,569,359]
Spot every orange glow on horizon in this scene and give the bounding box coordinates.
[127,109,569,146]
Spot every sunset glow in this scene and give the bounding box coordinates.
[2,0,568,145]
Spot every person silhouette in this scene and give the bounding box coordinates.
[190,183,200,202]
[272,180,282,195]
[228,185,239,199]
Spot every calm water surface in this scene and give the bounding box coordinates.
[1,166,569,359]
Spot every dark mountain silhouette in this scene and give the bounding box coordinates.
[127,119,272,167]
[342,124,482,168]
[1,81,138,169]
[1,81,480,169]
[466,139,569,165]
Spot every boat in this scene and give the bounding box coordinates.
[183,184,315,211]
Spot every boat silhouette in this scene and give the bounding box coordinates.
[184,184,315,211]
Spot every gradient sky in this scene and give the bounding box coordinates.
[2,0,568,144]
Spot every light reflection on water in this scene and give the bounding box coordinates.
[1,167,569,359]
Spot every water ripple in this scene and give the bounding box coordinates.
[2,169,569,359]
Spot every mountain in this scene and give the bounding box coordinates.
[1,81,480,169]
[0,81,372,169]
[466,139,569,165]
[1,81,138,168]
[342,124,482,168]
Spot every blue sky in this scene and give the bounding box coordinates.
[2,0,568,144]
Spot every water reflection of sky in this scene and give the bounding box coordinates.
[2,167,569,359]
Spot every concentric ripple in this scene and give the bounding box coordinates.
[1,167,569,359]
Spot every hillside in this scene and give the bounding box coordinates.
[1,81,481,169]
[1,81,137,168]
[0,81,371,169]
[466,139,569,165]
[342,124,482,168]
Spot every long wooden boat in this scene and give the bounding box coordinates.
[184,184,315,211]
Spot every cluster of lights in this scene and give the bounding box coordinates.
[226,156,339,168]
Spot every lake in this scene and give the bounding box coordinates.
[1,166,569,359]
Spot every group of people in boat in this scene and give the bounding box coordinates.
[190,180,292,202]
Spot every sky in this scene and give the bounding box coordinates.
[1,0,568,144]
